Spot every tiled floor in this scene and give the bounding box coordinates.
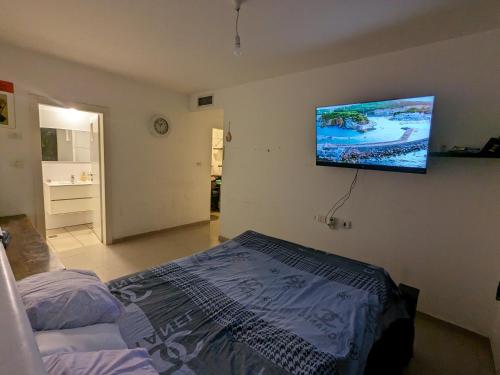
[53,217,495,374]
[56,219,221,282]
[46,224,101,253]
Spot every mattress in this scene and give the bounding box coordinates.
[108,230,407,375]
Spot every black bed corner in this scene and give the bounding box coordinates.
[365,283,419,375]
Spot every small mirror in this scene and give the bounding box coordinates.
[41,128,91,162]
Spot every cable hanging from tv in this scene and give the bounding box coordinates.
[325,169,359,224]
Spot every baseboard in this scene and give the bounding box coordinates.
[112,220,210,244]
[416,311,490,339]
[416,307,493,338]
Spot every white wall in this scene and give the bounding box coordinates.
[42,162,92,182]
[0,40,223,240]
[197,29,500,351]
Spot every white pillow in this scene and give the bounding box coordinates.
[35,323,128,357]
[18,269,125,330]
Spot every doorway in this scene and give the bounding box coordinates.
[210,128,223,221]
[38,104,106,252]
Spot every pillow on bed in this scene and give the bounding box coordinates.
[17,269,125,330]
[42,348,159,375]
[35,323,127,357]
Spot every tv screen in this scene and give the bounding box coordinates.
[316,96,435,173]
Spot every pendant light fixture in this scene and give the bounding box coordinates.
[233,0,243,56]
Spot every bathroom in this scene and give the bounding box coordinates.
[39,104,105,252]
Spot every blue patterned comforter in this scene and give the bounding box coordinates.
[108,231,407,375]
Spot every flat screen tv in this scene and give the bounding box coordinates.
[316,96,435,174]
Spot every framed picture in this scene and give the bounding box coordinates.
[0,80,15,129]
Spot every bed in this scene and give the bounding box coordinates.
[108,230,415,375]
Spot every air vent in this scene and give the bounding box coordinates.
[197,95,214,108]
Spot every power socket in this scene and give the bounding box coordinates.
[314,215,327,224]
[327,216,336,229]
[314,215,351,230]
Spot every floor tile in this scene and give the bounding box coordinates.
[47,241,56,252]
[46,231,72,241]
[66,224,92,233]
[46,227,69,237]
[47,234,83,252]
[72,232,100,246]
[47,224,101,253]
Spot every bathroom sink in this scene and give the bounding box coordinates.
[45,181,93,186]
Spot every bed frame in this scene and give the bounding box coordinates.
[0,242,48,375]
[365,283,419,375]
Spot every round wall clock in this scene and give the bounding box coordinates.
[150,115,171,137]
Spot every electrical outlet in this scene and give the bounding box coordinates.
[327,216,337,229]
[343,221,352,229]
[314,215,327,224]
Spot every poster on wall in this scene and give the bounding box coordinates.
[0,80,15,129]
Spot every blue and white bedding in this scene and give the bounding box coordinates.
[108,231,407,375]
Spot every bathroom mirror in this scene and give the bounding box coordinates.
[41,128,91,162]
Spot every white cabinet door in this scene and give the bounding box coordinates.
[50,199,92,214]
[50,185,92,200]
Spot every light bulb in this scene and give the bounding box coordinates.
[234,34,242,56]
[64,107,82,121]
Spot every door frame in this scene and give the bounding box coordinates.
[32,96,112,245]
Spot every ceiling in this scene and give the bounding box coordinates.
[1,0,499,94]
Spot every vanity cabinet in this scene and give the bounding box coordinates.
[43,183,93,214]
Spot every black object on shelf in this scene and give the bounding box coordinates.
[429,152,500,158]
[431,137,500,158]
[481,137,500,155]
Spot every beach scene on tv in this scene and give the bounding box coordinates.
[316,96,434,170]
